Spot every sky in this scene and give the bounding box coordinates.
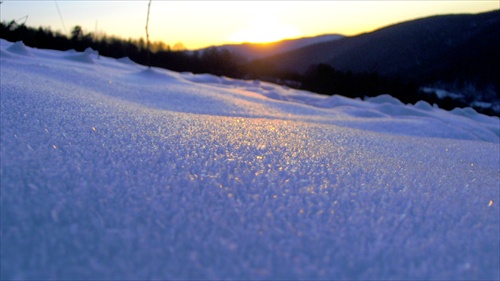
[1,1,498,50]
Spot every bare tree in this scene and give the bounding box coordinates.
[145,0,152,68]
[55,1,68,34]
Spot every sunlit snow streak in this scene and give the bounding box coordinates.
[0,39,499,280]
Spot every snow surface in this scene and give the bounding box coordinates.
[1,40,499,280]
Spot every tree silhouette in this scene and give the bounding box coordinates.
[71,26,83,41]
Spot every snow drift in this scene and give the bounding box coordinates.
[1,40,499,280]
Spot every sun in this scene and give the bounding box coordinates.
[229,13,300,44]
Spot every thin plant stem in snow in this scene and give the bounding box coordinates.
[145,0,152,69]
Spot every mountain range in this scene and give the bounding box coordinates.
[201,10,499,89]
[198,34,344,61]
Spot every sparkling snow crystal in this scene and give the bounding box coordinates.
[1,40,499,280]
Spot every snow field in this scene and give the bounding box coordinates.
[1,40,499,280]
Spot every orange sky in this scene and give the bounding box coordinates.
[1,1,498,49]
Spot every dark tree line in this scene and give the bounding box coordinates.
[1,22,497,116]
[301,64,422,104]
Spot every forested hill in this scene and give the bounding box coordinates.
[252,10,500,85]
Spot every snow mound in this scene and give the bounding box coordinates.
[6,41,33,56]
[135,67,167,78]
[64,52,94,64]
[184,72,223,84]
[117,56,136,65]
[1,39,499,280]
[365,94,404,105]
[414,100,434,111]
[84,47,99,56]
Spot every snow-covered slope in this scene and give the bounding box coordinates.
[1,40,499,280]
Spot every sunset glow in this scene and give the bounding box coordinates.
[228,12,301,44]
[1,1,498,49]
